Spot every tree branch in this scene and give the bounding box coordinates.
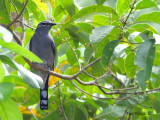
[10,0,18,15]
[7,0,29,27]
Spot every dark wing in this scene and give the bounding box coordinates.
[51,40,56,70]
[29,37,33,51]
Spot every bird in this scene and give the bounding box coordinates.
[29,20,56,110]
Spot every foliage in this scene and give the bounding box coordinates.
[1,0,160,119]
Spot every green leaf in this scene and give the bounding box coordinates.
[132,7,159,23]
[87,57,105,77]
[76,23,93,33]
[116,0,130,16]
[90,25,115,45]
[135,39,155,70]
[23,87,39,106]
[0,83,14,102]
[13,62,43,89]
[154,100,160,113]
[66,25,90,44]
[117,57,125,74]
[135,39,155,90]
[0,55,43,89]
[125,52,137,79]
[27,0,46,21]
[66,48,80,65]
[0,60,5,82]
[3,75,28,87]
[12,0,29,21]
[96,0,106,5]
[150,113,160,120]
[84,47,94,63]
[129,22,160,34]
[15,26,22,33]
[0,98,23,120]
[54,5,65,18]
[101,40,120,70]
[0,0,11,24]
[154,46,160,66]
[94,105,126,120]
[0,39,42,63]
[135,11,160,24]
[74,0,96,8]
[65,100,88,120]
[0,55,16,69]
[93,15,110,25]
[64,5,117,27]
[62,0,75,17]
[135,0,157,10]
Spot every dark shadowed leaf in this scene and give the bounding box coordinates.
[23,87,40,106]
[62,0,75,17]
[135,39,155,90]
[101,40,120,70]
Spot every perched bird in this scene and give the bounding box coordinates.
[29,20,56,110]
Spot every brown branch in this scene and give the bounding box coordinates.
[67,42,82,69]
[0,23,22,45]
[58,83,68,120]
[123,0,136,27]
[21,7,25,43]
[73,58,101,77]
[67,41,97,79]
[10,0,18,14]
[8,0,29,27]
[108,69,125,87]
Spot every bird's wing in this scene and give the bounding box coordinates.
[29,37,33,51]
[51,40,56,70]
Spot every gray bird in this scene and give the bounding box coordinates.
[29,20,56,110]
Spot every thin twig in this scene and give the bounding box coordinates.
[123,0,137,27]
[108,69,125,87]
[67,42,82,69]
[10,0,18,14]
[129,98,154,108]
[120,106,129,120]
[67,41,96,79]
[69,104,73,120]
[21,4,25,43]
[58,83,68,120]
[27,107,38,120]
[8,0,29,27]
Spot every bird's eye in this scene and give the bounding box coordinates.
[42,23,46,25]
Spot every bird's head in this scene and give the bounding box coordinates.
[35,20,56,33]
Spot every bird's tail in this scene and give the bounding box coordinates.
[40,74,49,110]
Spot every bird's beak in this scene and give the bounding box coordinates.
[51,23,56,26]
